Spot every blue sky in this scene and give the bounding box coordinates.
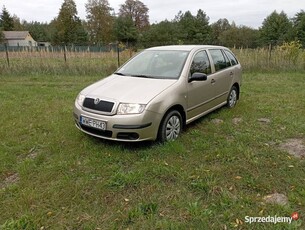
[1,0,303,28]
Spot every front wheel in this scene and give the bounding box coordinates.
[158,110,182,142]
[227,86,238,108]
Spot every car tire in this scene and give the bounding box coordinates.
[158,110,182,142]
[227,86,238,108]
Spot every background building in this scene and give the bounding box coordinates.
[3,31,37,46]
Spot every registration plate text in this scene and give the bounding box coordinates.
[81,116,107,130]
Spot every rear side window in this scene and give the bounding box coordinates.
[190,51,211,75]
[224,50,238,66]
[209,49,229,71]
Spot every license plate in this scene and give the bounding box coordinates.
[80,116,107,130]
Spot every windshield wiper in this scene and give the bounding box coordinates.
[131,74,155,79]
[115,73,156,79]
[114,72,126,76]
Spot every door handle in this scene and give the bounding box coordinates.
[211,79,216,84]
[230,72,234,76]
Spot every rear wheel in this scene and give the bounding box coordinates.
[227,86,238,108]
[158,110,182,142]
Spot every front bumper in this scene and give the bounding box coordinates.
[73,103,162,142]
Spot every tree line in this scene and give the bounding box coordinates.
[0,0,305,48]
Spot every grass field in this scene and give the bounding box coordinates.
[0,68,305,228]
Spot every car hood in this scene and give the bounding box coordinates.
[81,75,177,104]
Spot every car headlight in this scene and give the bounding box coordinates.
[117,103,146,115]
[76,93,86,107]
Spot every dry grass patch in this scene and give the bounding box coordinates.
[280,138,305,159]
[263,193,289,206]
[0,173,20,190]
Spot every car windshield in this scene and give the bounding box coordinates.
[115,50,189,79]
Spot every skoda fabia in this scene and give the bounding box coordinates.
[73,45,242,142]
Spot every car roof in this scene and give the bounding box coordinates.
[146,45,228,52]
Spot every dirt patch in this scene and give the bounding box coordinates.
[258,118,271,124]
[0,173,20,189]
[232,117,242,125]
[26,146,39,160]
[279,138,305,159]
[26,151,38,160]
[17,146,40,163]
[211,119,224,124]
[263,193,288,206]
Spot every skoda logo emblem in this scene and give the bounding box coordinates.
[94,98,100,105]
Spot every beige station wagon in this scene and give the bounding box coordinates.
[73,45,242,142]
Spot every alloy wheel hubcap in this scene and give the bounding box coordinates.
[166,115,181,140]
[229,90,237,107]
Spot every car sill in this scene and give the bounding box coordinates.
[186,101,227,125]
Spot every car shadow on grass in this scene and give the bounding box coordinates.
[85,134,156,150]
[81,105,231,151]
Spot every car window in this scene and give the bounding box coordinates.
[190,51,211,75]
[224,50,238,66]
[223,51,231,67]
[209,49,229,71]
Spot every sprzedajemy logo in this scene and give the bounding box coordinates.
[245,212,299,224]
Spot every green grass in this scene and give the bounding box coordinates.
[0,71,305,229]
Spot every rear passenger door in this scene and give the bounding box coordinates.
[208,49,234,103]
[223,49,242,80]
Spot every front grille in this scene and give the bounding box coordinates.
[83,98,114,113]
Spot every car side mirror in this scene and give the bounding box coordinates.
[189,72,207,83]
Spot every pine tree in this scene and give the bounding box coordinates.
[292,10,305,47]
[0,6,14,31]
[114,16,138,45]
[260,11,293,46]
[53,0,88,45]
